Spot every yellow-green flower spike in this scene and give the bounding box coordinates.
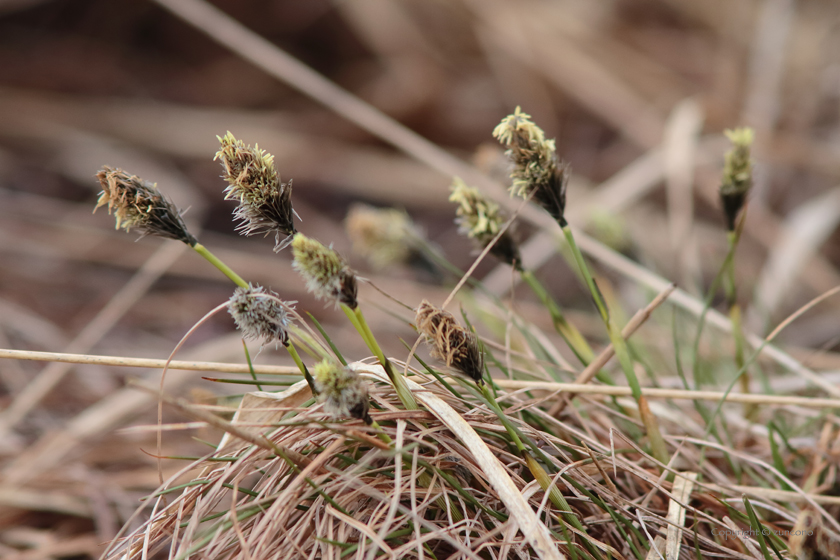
[449,178,521,268]
[720,127,755,231]
[215,131,297,251]
[493,107,569,226]
[291,233,358,308]
[312,359,371,424]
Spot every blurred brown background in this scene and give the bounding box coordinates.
[0,0,839,557]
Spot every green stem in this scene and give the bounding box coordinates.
[285,341,316,394]
[725,232,753,417]
[241,340,262,391]
[369,420,392,445]
[192,243,249,288]
[561,225,669,465]
[341,304,418,410]
[520,269,594,365]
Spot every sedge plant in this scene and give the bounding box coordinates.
[493,107,669,466]
[719,127,756,416]
[449,176,595,367]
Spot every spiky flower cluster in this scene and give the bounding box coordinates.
[719,127,755,231]
[227,284,294,347]
[94,167,196,246]
[449,177,522,269]
[313,359,371,424]
[415,300,484,383]
[345,204,416,270]
[493,106,569,225]
[215,132,297,251]
[291,233,358,308]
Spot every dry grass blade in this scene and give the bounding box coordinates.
[665,472,697,560]
[359,364,566,560]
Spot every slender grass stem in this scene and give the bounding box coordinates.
[561,224,669,465]
[476,381,603,559]
[240,340,262,391]
[341,303,418,410]
[192,243,249,288]
[285,341,316,393]
[724,230,754,418]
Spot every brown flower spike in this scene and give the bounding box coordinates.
[415,300,484,383]
[216,132,297,251]
[95,166,196,246]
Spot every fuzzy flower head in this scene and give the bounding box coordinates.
[415,300,484,383]
[215,132,297,251]
[227,284,294,347]
[313,359,371,424]
[94,166,196,246]
[345,204,417,270]
[493,107,569,225]
[449,177,521,269]
[291,233,358,308]
[719,127,755,231]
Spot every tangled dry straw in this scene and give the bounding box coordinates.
[104,357,837,560]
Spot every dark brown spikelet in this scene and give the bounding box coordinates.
[415,300,484,383]
[94,166,196,246]
[216,132,297,251]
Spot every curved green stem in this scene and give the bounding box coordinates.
[561,225,669,465]
[285,341,316,394]
[341,304,418,410]
[192,243,249,288]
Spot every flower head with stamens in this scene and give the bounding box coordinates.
[493,107,569,225]
[313,359,371,424]
[227,284,294,347]
[345,204,418,270]
[291,233,358,308]
[449,177,521,269]
[719,127,755,231]
[415,300,484,383]
[215,132,297,251]
[94,166,196,246]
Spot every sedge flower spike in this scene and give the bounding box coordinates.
[415,300,484,383]
[94,166,196,246]
[450,177,521,269]
[227,284,294,347]
[345,204,417,270]
[313,359,371,424]
[291,233,358,308]
[215,131,297,251]
[719,127,755,231]
[493,106,569,226]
